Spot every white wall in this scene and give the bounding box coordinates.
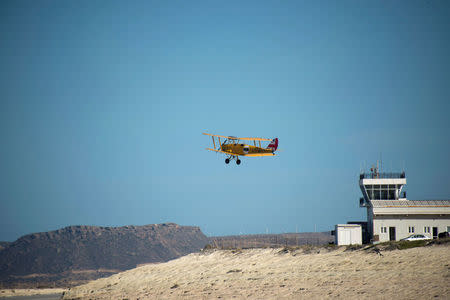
[335,225,362,245]
[373,218,450,242]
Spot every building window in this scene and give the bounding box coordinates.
[424,227,430,233]
[388,189,395,200]
[364,185,374,200]
[381,227,387,233]
[408,226,415,233]
[447,226,450,233]
[374,190,380,200]
[368,184,402,200]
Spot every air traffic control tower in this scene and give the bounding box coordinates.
[359,162,450,243]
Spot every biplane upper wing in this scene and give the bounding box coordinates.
[202,133,235,139]
[239,137,272,141]
[202,133,272,141]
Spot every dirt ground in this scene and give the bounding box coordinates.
[60,243,450,299]
[0,289,66,298]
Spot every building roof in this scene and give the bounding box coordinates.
[336,224,361,227]
[370,200,450,207]
[369,200,450,215]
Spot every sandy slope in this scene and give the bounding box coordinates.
[63,244,449,299]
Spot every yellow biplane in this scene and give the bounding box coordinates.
[203,133,279,165]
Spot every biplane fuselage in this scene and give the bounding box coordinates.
[203,133,278,165]
[220,143,275,156]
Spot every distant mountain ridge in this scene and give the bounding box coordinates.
[0,223,209,287]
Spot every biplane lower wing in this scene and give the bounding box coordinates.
[243,153,275,157]
[205,148,233,155]
[205,148,275,157]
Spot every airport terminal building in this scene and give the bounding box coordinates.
[359,167,450,243]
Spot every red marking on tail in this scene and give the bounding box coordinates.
[267,138,278,151]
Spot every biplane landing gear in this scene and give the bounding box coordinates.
[225,156,240,165]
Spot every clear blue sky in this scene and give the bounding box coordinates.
[1,1,449,241]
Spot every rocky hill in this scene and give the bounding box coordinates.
[0,223,208,288]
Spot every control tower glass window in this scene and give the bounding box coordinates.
[374,189,380,200]
[365,184,400,200]
[388,185,396,200]
[365,185,373,200]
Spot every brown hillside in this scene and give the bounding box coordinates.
[0,223,208,288]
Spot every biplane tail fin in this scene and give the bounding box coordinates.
[267,138,278,151]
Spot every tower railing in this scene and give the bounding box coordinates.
[360,172,405,179]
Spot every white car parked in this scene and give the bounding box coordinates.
[401,234,432,241]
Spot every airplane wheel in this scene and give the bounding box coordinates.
[236,159,241,165]
[225,158,230,164]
